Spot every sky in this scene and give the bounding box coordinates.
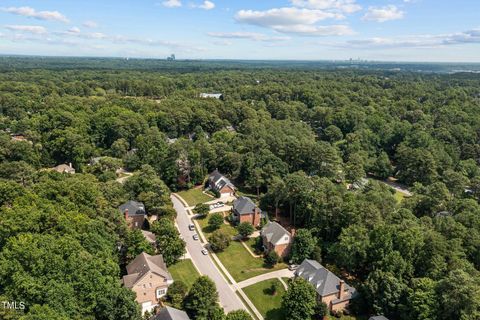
[0,0,479,62]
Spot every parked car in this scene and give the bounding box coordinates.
[188,224,195,231]
[201,249,209,255]
[288,264,299,271]
[193,234,199,240]
[209,202,225,210]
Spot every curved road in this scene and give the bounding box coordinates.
[172,195,247,313]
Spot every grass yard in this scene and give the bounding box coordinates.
[196,214,238,237]
[245,236,263,255]
[394,190,406,203]
[168,259,200,289]
[177,188,212,206]
[243,279,286,320]
[216,241,288,282]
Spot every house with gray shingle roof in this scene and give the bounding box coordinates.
[150,306,190,320]
[208,170,235,197]
[295,259,357,314]
[122,252,173,314]
[232,196,262,227]
[119,200,147,230]
[369,316,389,320]
[261,221,292,258]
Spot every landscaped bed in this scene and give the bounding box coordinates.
[168,259,200,289]
[216,241,288,282]
[177,188,212,206]
[243,279,286,320]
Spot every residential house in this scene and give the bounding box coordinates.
[295,259,357,314]
[119,200,147,230]
[199,93,223,99]
[122,252,174,314]
[150,306,190,320]
[232,196,261,227]
[207,170,236,198]
[10,134,32,144]
[52,163,76,174]
[261,221,292,258]
[369,316,389,320]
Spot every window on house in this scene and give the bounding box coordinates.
[156,288,166,298]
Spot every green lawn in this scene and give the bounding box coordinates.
[394,190,405,203]
[168,259,200,289]
[243,279,286,320]
[177,188,212,206]
[246,236,263,255]
[216,241,288,282]
[196,214,238,237]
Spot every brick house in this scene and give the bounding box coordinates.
[122,252,173,314]
[232,196,262,227]
[119,200,147,230]
[295,259,357,314]
[208,170,235,198]
[260,221,292,258]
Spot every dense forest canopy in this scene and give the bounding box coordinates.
[1,57,480,319]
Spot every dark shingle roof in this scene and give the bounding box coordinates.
[150,306,190,320]
[261,221,291,245]
[295,259,356,299]
[369,316,389,320]
[233,196,257,215]
[119,200,146,216]
[122,252,172,288]
[209,170,235,192]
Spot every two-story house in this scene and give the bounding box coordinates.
[122,252,174,314]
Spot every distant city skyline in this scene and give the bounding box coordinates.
[0,0,479,62]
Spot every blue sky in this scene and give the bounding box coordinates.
[0,0,479,62]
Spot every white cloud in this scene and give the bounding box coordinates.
[5,25,47,34]
[362,5,404,22]
[162,0,182,8]
[274,24,354,36]
[208,31,290,42]
[235,8,343,27]
[1,6,69,23]
[68,27,81,34]
[335,29,480,49]
[83,21,98,28]
[235,7,352,36]
[290,0,361,13]
[199,1,215,10]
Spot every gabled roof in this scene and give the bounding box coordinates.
[142,230,157,244]
[123,252,172,288]
[119,200,146,216]
[261,221,291,245]
[53,164,75,173]
[150,306,190,320]
[295,259,356,299]
[369,316,389,320]
[208,170,235,192]
[233,196,258,215]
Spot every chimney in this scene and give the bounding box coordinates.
[69,162,72,168]
[124,208,129,220]
[338,280,345,299]
[291,228,296,237]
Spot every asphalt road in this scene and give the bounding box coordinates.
[172,195,246,313]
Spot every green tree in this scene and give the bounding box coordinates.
[226,310,252,320]
[167,281,188,309]
[209,230,231,252]
[184,276,220,320]
[265,250,280,267]
[237,222,255,238]
[194,203,210,216]
[281,277,317,320]
[209,213,224,230]
[151,218,186,265]
[290,229,317,264]
[125,228,155,263]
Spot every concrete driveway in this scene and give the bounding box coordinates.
[172,195,246,313]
